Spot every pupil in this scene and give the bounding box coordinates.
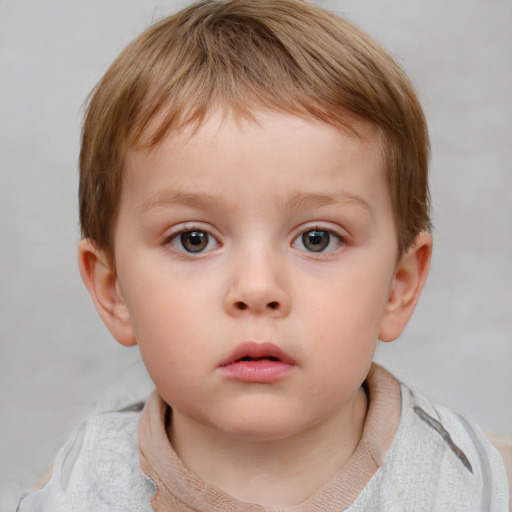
[303,230,329,252]
[182,231,208,252]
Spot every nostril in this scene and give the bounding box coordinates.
[267,301,279,310]
[235,301,248,310]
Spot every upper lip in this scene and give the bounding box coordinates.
[219,341,297,367]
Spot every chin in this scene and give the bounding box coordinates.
[213,413,307,442]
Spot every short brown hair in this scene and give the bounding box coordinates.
[79,0,430,262]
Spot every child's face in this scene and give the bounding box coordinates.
[110,111,408,440]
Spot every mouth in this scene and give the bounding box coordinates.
[218,342,296,382]
[220,341,296,367]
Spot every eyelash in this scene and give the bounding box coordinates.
[164,225,220,255]
[292,226,345,254]
[163,225,346,255]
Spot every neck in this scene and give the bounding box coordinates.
[168,387,368,507]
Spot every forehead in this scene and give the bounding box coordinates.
[121,110,387,213]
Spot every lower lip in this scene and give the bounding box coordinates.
[219,360,295,383]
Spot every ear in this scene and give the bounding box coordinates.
[78,239,137,347]
[379,231,433,342]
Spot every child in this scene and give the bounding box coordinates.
[18,0,509,510]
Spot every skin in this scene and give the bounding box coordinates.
[79,110,432,506]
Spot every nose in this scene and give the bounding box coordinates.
[223,252,291,318]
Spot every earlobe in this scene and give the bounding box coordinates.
[379,231,433,342]
[78,239,136,347]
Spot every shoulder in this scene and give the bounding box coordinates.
[17,401,156,512]
[351,380,509,511]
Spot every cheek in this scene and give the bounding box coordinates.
[122,282,195,370]
[302,273,391,339]
[136,318,206,409]
[123,268,223,379]
[122,259,205,332]
[296,265,392,383]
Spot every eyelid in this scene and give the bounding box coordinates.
[293,222,348,241]
[163,223,222,254]
[291,223,347,253]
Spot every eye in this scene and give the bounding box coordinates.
[170,229,218,254]
[293,228,343,253]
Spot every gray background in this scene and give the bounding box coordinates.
[1,0,511,510]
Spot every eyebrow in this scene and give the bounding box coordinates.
[141,189,372,215]
[279,191,372,214]
[141,190,235,212]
